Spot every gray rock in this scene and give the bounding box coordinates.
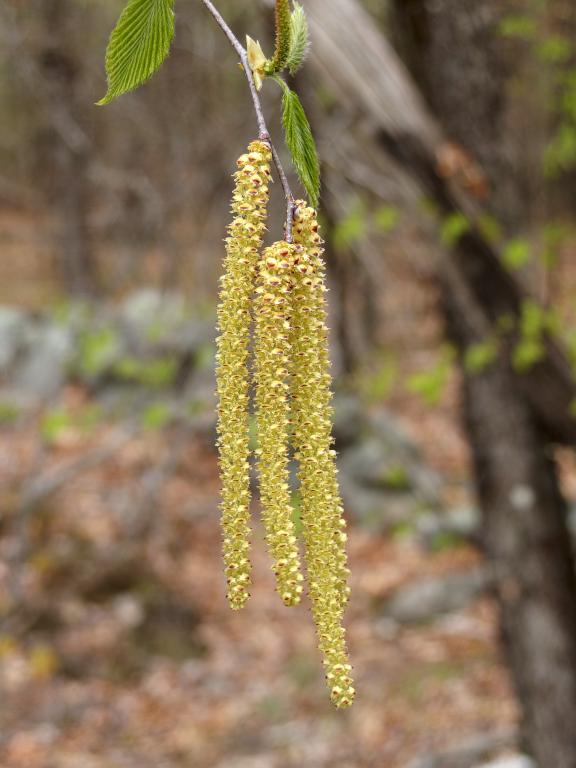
[381,566,490,624]
[476,758,534,768]
[339,438,412,490]
[337,431,441,532]
[121,289,186,331]
[407,729,517,768]
[417,506,481,549]
[0,306,29,372]
[339,476,420,532]
[332,393,366,447]
[13,323,74,399]
[370,407,420,461]
[119,289,214,355]
[115,290,215,389]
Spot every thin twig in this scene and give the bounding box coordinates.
[200,0,296,241]
[270,142,296,241]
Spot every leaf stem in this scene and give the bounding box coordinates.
[199,0,295,241]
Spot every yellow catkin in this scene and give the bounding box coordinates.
[216,140,272,610]
[290,201,355,708]
[254,241,305,607]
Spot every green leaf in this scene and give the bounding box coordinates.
[520,299,545,338]
[141,402,171,430]
[279,81,320,207]
[333,198,367,251]
[512,299,548,373]
[498,14,536,41]
[77,328,120,377]
[440,212,470,247]
[373,204,399,234]
[287,3,310,76]
[513,338,545,372]
[41,408,72,445]
[478,213,502,244]
[464,340,498,374]
[544,123,576,177]
[98,0,175,105]
[536,35,572,64]
[356,349,398,403]
[541,222,568,268]
[0,402,21,426]
[502,238,531,271]
[407,347,455,406]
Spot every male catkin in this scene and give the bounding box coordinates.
[254,241,305,607]
[216,140,272,610]
[291,202,355,708]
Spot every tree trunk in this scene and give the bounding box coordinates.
[303,0,576,762]
[389,0,522,230]
[444,275,576,767]
[304,0,576,446]
[391,2,576,762]
[37,0,96,297]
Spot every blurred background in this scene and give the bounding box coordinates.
[1,1,576,766]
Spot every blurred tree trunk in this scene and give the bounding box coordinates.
[305,0,576,447]
[303,0,576,762]
[390,0,521,230]
[390,2,576,764]
[37,0,96,297]
[442,266,576,767]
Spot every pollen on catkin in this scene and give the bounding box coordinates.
[290,201,355,708]
[216,140,272,611]
[254,241,305,608]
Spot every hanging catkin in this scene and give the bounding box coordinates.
[290,202,355,708]
[253,241,305,607]
[216,140,272,610]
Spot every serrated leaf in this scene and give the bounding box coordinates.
[280,83,320,207]
[287,3,310,76]
[98,0,175,105]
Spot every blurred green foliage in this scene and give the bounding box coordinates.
[333,196,399,252]
[502,238,531,271]
[440,213,470,248]
[407,346,455,406]
[464,340,499,375]
[500,9,576,178]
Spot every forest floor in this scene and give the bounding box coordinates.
[5,211,576,766]
[0,393,517,768]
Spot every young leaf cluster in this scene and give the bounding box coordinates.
[287,3,310,76]
[265,1,310,77]
[250,1,318,205]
